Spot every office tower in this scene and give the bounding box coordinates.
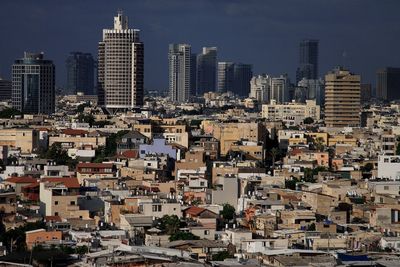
[324,67,360,128]
[97,11,144,112]
[66,52,95,95]
[376,67,400,101]
[298,78,325,105]
[233,63,253,96]
[271,75,290,103]
[296,39,319,83]
[249,74,271,103]
[190,53,197,96]
[217,62,234,93]
[12,52,55,114]
[196,47,217,95]
[169,44,191,102]
[360,83,372,103]
[0,77,12,101]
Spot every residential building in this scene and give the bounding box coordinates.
[376,67,400,101]
[324,67,361,127]
[97,11,144,111]
[378,155,400,180]
[296,39,319,83]
[169,43,191,102]
[196,47,217,95]
[271,75,290,103]
[25,229,62,249]
[66,52,95,95]
[262,99,320,126]
[249,74,271,103]
[12,52,55,114]
[0,128,38,153]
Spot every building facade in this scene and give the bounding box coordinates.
[297,78,325,105]
[196,47,217,95]
[324,68,360,128]
[296,39,319,83]
[271,75,290,103]
[12,52,55,114]
[249,74,271,103]
[0,77,12,101]
[262,99,321,126]
[376,67,400,101]
[217,62,234,93]
[233,63,253,96]
[66,52,95,95]
[169,44,191,103]
[97,11,144,111]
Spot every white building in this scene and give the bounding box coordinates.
[262,99,320,126]
[249,74,271,103]
[169,44,192,103]
[271,75,290,103]
[378,155,400,180]
[97,11,144,112]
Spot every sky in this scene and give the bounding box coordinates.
[0,0,400,91]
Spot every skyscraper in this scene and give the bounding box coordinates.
[196,47,217,95]
[169,44,191,103]
[12,52,55,114]
[376,67,400,101]
[296,39,319,83]
[190,53,197,96]
[270,75,290,103]
[324,67,360,128]
[249,74,271,103]
[97,11,144,112]
[217,62,234,93]
[66,52,95,95]
[298,78,325,105]
[0,77,12,101]
[233,63,253,96]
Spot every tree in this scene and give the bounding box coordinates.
[221,204,235,221]
[169,232,199,241]
[159,215,181,235]
[77,113,95,127]
[285,177,299,190]
[362,163,374,173]
[269,147,280,170]
[212,251,233,261]
[40,143,78,169]
[303,117,314,124]
[314,137,325,152]
[0,108,22,119]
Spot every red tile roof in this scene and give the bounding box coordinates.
[62,129,88,136]
[5,176,38,184]
[184,206,206,217]
[41,177,80,188]
[121,150,139,159]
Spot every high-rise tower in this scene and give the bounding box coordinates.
[169,44,191,103]
[66,52,95,95]
[12,52,55,114]
[196,47,217,95]
[97,11,144,112]
[324,67,360,128]
[296,39,319,83]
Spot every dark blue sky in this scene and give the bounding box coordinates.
[0,0,399,91]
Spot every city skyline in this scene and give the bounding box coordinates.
[0,0,399,91]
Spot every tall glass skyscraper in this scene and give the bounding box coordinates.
[296,39,319,83]
[169,44,191,103]
[97,11,144,112]
[217,62,234,93]
[376,67,400,101]
[233,63,253,96]
[12,52,55,114]
[196,47,217,95]
[66,52,95,95]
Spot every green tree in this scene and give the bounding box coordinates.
[303,117,314,124]
[362,163,374,172]
[285,177,299,190]
[40,143,78,169]
[169,232,199,241]
[221,204,235,221]
[212,251,233,261]
[159,215,181,235]
[77,113,95,127]
[0,108,22,118]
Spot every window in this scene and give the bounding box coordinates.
[55,201,59,205]
[70,201,75,205]
[384,186,389,190]
[204,230,210,235]
[152,205,162,212]
[54,212,59,216]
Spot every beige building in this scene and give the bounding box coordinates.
[39,177,89,219]
[0,128,38,153]
[262,99,320,126]
[325,68,361,127]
